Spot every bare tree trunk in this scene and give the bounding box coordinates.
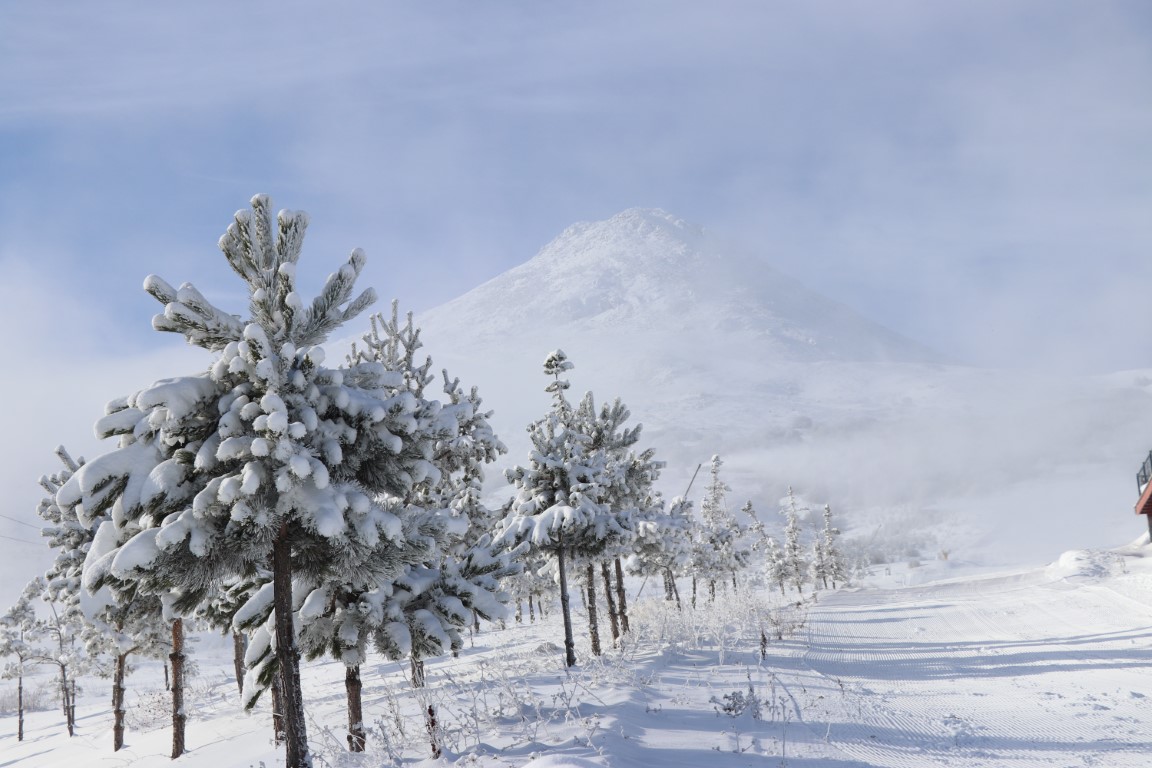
[113,651,129,751]
[527,594,535,623]
[345,665,365,752]
[273,529,310,768]
[601,561,620,645]
[614,558,630,634]
[270,671,285,745]
[556,541,576,667]
[585,563,601,656]
[170,619,186,759]
[232,631,247,696]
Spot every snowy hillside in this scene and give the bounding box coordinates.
[422,208,935,365]
[6,544,1151,767]
[415,209,1152,566]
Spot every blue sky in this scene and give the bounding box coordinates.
[1,2,1151,598]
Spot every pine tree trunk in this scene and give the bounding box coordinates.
[60,664,74,737]
[601,561,620,645]
[614,558,630,634]
[69,679,76,736]
[271,671,285,745]
[556,541,577,667]
[425,704,441,759]
[708,579,716,603]
[59,666,68,719]
[113,652,128,751]
[585,562,601,656]
[473,608,480,633]
[164,660,170,691]
[345,665,365,752]
[410,654,426,688]
[663,570,674,601]
[16,668,23,742]
[170,619,186,759]
[273,528,310,768]
[536,595,545,619]
[232,631,247,696]
[671,573,682,610]
[515,599,522,623]
[691,576,697,609]
[528,594,535,623]
[409,655,439,759]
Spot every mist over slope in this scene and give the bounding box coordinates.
[426,208,934,364]
[417,209,1152,566]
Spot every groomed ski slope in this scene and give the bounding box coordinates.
[3,545,1150,767]
[796,546,1152,766]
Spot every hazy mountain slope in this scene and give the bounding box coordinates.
[424,207,935,364]
[416,209,1152,566]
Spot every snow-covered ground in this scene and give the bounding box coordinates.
[5,540,1150,767]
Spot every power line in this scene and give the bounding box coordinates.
[0,532,40,546]
[0,512,41,530]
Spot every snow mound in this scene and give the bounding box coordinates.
[1047,549,1125,581]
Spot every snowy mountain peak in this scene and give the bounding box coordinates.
[535,207,710,277]
[555,207,705,247]
[422,208,933,366]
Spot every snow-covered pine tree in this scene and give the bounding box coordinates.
[764,535,789,596]
[691,456,751,603]
[571,391,658,646]
[780,486,810,595]
[37,448,108,737]
[24,577,84,737]
[55,195,444,768]
[0,583,40,742]
[506,548,553,623]
[629,496,694,607]
[41,446,171,752]
[499,351,629,667]
[279,303,513,754]
[811,504,845,590]
[743,500,765,551]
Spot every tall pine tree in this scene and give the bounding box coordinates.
[56,195,449,768]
